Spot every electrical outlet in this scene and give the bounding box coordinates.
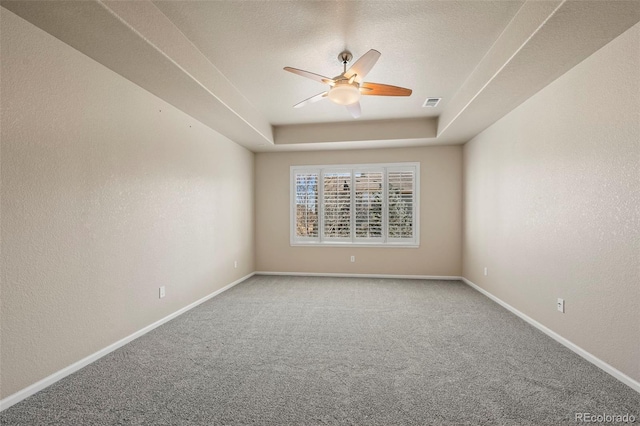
[557,298,565,313]
[484,267,488,276]
[234,260,238,269]
[350,255,355,263]
[159,286,166,299]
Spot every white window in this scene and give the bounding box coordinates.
[290,163,419,247]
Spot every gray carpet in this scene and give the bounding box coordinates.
[1,276,638,425]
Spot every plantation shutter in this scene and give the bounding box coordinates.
[291,163,418,246]
[322,171,352,240]
[294,171,319,241]
[387,169,415,241]
[354,170,384,241]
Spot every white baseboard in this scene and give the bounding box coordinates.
[255,271,463,281]
[4,272,635,412]
[0,272,255,412]
[461,277,640,394]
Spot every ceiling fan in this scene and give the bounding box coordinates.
[284,49,412,118]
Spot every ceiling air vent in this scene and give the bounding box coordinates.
[422,97,441,108]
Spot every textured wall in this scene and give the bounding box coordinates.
[0,10,254,398]
[463,23,640,382]
[255,146,463,276]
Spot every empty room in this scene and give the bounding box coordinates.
[1,1,638,424]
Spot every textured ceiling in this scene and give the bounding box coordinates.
[153,1,524,125]
[2,0,640,151]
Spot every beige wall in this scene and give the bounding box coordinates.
[255,146,463,276]
[3,1,637,403]
[0,10,254,398]
[463,23,640,382]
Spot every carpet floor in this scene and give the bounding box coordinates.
[1,276,638,425]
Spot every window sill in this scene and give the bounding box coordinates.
[290,242,419,248]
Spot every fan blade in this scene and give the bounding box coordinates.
[293,92,328,108]
[284,67,334,85]
[360,82,412,96]
[344,49,380,81]
[346,101,361,118]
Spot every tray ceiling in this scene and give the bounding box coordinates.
[2,0,639,151]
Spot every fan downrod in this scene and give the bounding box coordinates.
[338,51,352,73]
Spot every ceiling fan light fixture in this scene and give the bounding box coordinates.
[328,82,361,105]
[284,49,411,117]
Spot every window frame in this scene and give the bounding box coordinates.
[290,162,420,247]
